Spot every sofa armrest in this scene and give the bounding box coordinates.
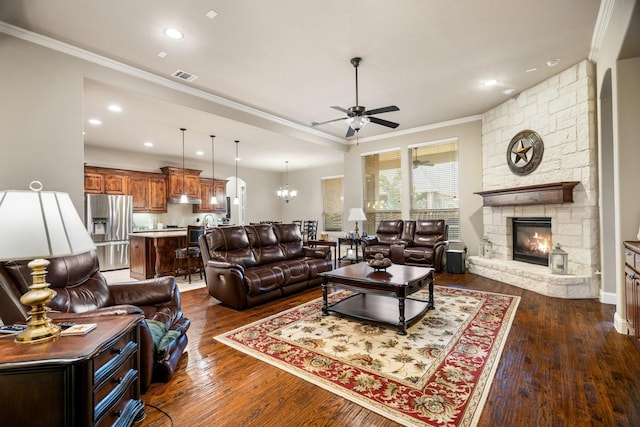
[109,276,178,307]
[203,261,248,309]
[207,260,245,272]
[303,246,331,259]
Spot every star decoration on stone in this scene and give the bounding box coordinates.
[511,139,532,164]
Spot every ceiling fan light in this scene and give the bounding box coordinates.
[348,116,369,131]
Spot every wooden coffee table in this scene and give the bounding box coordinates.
[320,263,434,335]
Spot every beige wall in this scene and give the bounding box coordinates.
[0,35,86,211]
[342,119,483,252]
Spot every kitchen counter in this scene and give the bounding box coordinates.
[131,229,187,238]
[129,232,188,280]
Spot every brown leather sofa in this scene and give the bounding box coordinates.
[361,219,405,259]
[0,251,190,392]
[199,223,333,309]
[390,219,449,271]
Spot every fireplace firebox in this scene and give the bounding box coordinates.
[512,217,552,266]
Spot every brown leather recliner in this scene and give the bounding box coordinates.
[0,251,190,392]
[362,219,404,259]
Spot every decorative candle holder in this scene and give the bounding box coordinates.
[549,243,568,274]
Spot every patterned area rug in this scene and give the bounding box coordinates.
[215,286,520,426]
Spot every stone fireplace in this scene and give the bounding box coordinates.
[467,60,600,299]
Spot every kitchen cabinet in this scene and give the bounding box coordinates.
[624,241,640,341]
[129,173,167,213]
[0,314,144,426]
[194,178,227,213]
[161,166,201,200]
[84,166,128,195]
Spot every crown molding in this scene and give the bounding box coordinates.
[355,115,483,144]
[0,21,345,145]
[589,0,616,62]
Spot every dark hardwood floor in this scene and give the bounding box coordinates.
[139,271,640,427]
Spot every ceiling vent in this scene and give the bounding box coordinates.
[171,70,198,82]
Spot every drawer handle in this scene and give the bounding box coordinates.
[112,347,124,355]
[114,410,123,418]
[114,376,124,384]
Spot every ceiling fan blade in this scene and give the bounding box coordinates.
[364,105,399,115]
[310,116,348,126]
[331,106,350,114]
[369,116,400,129]
[345,126,356,138]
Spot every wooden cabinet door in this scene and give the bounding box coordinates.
[104,174,128,195]
[129,175,149,212]
[626,266,637,336]
[194,179,214,213]
[148,177,167,212]
[213,179,227,213]
[84,172,104,194]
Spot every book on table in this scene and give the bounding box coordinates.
[61,323,97,336]
[0,324,27,334]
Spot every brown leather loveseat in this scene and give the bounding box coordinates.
[199,223,333,309]
[0,251,190,392]
[391,219,449,271]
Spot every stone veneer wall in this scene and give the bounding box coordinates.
[471,60,600,297]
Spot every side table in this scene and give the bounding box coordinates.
[338,237,363,264]
[0,314,144,427]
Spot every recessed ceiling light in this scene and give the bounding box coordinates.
[484,79,498,87]
[196,150,204,156]
[206,9,218,19]
[164,28,184,40]
[144,142,154,147]
[546,58,560,67]
[88,118,102,125]
[108,104,122,112]
[503,88,516,95]
[526,67,537,73]
[158,51,167,58]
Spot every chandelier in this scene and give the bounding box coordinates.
[276,161,297,203]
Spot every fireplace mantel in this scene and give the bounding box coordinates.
[475,181,580,207]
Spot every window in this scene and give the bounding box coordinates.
[322,176,343,231]
[410,139,460,240]
[362,149,401,235]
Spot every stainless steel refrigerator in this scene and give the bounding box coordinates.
[85,194,133,271]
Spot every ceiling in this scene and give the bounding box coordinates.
[0,0,603,171]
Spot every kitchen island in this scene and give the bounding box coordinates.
[129,230,187,280]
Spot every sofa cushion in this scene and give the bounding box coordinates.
[375,220,404,245]
[204,226,257,267]
[274,259,309,283]
[273,223,304,259]
[246,225,286,265]
[412,220,447,247]
[244,266,285,296]
[403,246,435,264]
[304,257,334,277]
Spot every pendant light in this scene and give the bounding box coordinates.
[209,135,218,205]
[179,128,188,203]
[276,161,297,203]
[233,140,240,205]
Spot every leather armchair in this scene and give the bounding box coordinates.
[0,251,190,392]
[362,220,405,259]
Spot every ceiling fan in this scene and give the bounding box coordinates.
[311,57,399,138]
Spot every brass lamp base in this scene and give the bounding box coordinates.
[15,258,61,344]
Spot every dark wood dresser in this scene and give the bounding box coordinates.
[624,241,640,341]
[0,314,144,427]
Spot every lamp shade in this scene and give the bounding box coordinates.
[0,188,96,261]
[348,208,366,222]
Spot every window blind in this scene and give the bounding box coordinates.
[362,149,402,235]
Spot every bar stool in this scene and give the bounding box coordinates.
[174,225,205,283]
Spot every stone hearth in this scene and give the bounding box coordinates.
[468,256,597,299]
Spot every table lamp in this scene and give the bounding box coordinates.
[0,182,96,343]
[348,208,367,238]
